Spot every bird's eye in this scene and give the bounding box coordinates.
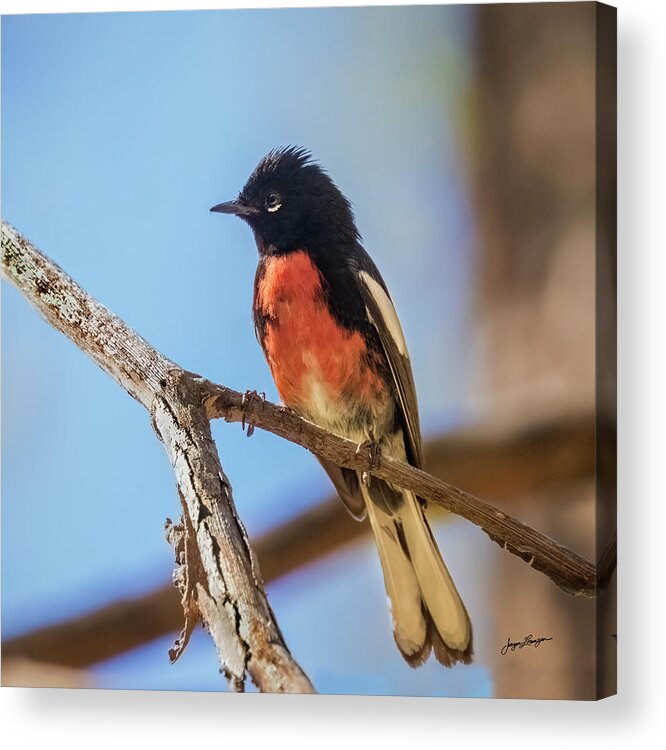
[265,191,282,212]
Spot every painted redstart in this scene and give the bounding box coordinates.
[211,147,472,667]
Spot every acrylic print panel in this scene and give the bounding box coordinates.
[1,2,616,699]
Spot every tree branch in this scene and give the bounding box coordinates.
[203,384,613,597]
[2,221,314,694]
[2,223,615,675]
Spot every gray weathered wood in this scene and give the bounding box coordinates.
[2,221,314,694]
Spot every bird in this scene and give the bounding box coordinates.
[211,146,472,667]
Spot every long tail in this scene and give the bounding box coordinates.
[361,478,473,667]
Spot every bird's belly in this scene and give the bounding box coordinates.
[264,306,390,440]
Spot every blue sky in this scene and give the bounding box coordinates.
[2,6,489,696]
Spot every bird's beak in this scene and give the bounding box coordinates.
[209,200,258,217]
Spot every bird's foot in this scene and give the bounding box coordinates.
[240,389,266,437]
[355,439,382,469]
[356,439,381,486]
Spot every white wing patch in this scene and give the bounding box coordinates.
[359,271,409,358]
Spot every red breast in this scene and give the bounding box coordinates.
[254,251,386,413]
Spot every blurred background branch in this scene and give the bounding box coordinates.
[4,408,600,671]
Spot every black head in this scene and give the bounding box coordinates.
[210,146,360,253]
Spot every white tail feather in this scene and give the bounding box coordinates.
[399,490,471,651]
[362,484,427,658]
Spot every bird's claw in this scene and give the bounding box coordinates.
[356,439,381,485]
[240,389,265,437]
